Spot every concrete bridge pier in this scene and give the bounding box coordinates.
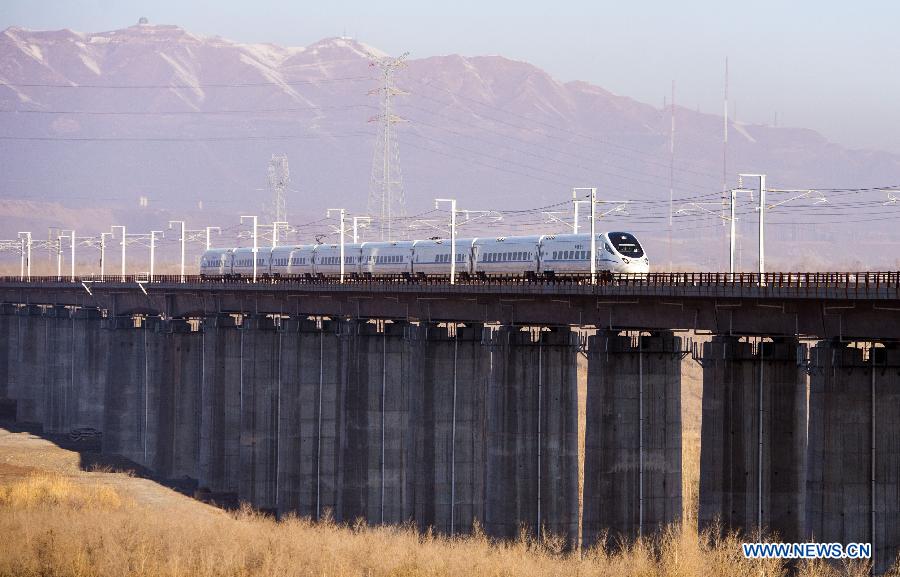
[807,340,900,574]
[413,322,489,535]
[238,315,281,512]
[485,326,579,545]
[582,330,683,549]
[0,305,107,435]
[146,319,203,482]
[68,308,108,434]
[9,305,48,427]
[340,320,418,525]
[276,318,346,519]
[699,336,807,542]
[198,315,243,499]
[102,315,158,467]
[40,306,72,434]
[0,304,14,417]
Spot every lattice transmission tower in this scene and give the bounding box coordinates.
[367,52,409,241]
[267,153,290,223]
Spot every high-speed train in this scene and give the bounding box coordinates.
[199,231,649,279]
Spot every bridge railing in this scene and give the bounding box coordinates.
[1,272,899,297]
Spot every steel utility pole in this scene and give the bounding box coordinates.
[54,234,64,281]
[435,199,458,284]
[17,232,31,281]
[59,230,76,282]
[572,194,590,234]
[326,208,346,283]
[367,52,410,241]
[240,216,259,283]
[728,188,753,280]
[574,188,598,284]
[111,226,126,281]
[205,227,221,251]
[352,216,372,244]
[168,220,186,282]
[738,173,767,279]
[148,230,163,281]
[272,221,288,248]
[99,232,111,277]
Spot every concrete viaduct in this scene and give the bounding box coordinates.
[0,272,897,571]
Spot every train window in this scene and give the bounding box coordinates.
[609,233,644,257]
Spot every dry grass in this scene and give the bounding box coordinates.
[1,472,895,577]
[0,472,122,511]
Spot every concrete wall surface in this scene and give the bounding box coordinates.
[807,341,899,574]
[583,330,683,548]
[699,336,808,543]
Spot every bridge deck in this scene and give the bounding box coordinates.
[2,273,899,338]
[1,271,899,301]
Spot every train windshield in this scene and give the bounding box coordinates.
[608,232,644,258]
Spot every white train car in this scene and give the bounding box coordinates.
[231,247,269,278]
[269,246,293,277]
[360,241,414,277]
[198,230,650,280]
[199,248,233,277]
[411,238,474,277]
[312,243,361,277]
[288,245,315,278]
[540,232,649,275]
[604,231,649,274]
[539,234,598,276]
[472,236,541,277]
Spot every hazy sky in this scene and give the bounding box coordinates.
[2,0,898,153]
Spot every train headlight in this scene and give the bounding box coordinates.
[622,257,630,264]
[644,257,649,264]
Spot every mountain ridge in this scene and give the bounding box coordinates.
[0,23,898,269]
